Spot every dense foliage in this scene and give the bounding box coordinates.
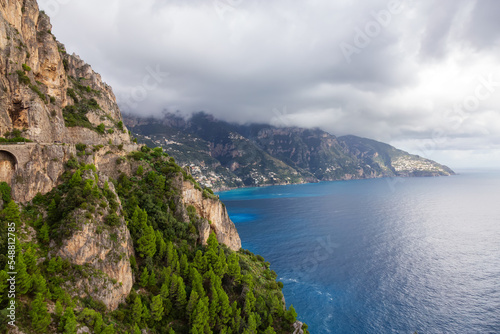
[0,146,308,334]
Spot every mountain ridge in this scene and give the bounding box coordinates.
[124,112,455,190]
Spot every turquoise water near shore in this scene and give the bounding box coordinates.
[218,171,500,333]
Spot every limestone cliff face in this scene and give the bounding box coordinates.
[7,143,74,201]
[0,0,130,145]
[8,142,139,203]
[55,171,134,310]
[180,179,241,251]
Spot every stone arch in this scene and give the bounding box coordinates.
[0,150,18,185]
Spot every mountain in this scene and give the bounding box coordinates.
[0,2,306,333]
[124,112,455,190]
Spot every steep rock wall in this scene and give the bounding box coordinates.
[0,0,130,144]
[180,179,241,251]
[55,172,134,310]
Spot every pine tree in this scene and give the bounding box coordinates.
[151,294,164,322]
[207,232,218,252]
[190,267,205,298]
[231,306,242,334]
[191,297,211,334]
[32,273,51,299]
[94,313,103,334]
[16,252,32,294]
[176,276,187,310]
[47,198,58,223]
[264,326,277,334]
[270,294,283,316]
[193,250,207,274]
[217,248,228,276]
[24,246,39,274]
[209,285,220,325]
[148,270,157,287]
[219,287,231,325]
[285,305,298,324]
[132,296,143,325]
[160,281,172,317]
[166,241,174,266]
[137,225,157,258]
[245,313,258,334]
[156,230,167,259]
[140,267,149,288]
[160,281,170,300]
[161,266,172,286]
[132,323,141,334]
[3,200,20,227]
[54,301,64,328]
[244,290,256,315]
[69,170,82,187]
[101,324,115,334]
[142,303,151,324]
[180,253,189,279]
[169,273,179,300]
[129,206,142,237]
[30,293,51,333]
[39,222,50,243]
[63,308,77,334]
[0,270,8,300]
[187,290,200,323]
[227,253,241,282]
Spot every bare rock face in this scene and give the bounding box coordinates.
[180,179,241,251]
[0,0,130,145]
[56,171,134,310]
[293,321,304,334]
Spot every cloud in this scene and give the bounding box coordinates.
[40,0,500,168]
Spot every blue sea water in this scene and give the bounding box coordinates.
[218,171,500,334]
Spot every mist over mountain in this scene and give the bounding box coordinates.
[125,112,454,190]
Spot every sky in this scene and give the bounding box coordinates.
[39,0,500,169]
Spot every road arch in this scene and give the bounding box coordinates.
[0,150,18,185]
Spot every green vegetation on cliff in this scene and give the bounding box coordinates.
[0,146,307,334]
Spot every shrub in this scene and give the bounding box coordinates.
[67,88,78,103]
[63,105,93,129]
[96,123,105,134]
[29,84,47,103]
[16,70,30,85]
[105,213,120,226]
[76,143,87,152]
[0,182,12,202]
[22,63,31,72]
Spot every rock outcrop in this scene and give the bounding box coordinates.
[180,178,241,251]
[55,171,134,310]
[0,0,130,145]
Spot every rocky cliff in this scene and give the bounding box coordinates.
[0,0,245,323]
[0,0,129,145]
[179,178,241,251]
[55,170,134,310]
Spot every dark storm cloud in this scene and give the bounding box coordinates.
[39,0,500,167]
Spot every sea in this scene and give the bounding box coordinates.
[218,170,500,334]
